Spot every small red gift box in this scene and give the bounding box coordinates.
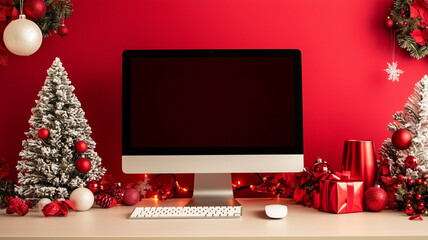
[319,171,363,214]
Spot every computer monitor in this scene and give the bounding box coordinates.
[122,49,303,206]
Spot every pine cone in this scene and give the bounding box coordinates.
[96,193,117,208]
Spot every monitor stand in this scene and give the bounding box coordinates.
[186,173,241,207]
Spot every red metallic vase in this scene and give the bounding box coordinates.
[342,140,377,191]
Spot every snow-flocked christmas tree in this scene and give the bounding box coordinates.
[380,75,428,179]
[16,58,106,200]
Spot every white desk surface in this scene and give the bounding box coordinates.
[0,198,427,240]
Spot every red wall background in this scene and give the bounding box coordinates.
[1,0,427,195]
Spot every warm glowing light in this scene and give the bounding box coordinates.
[154,195,158,200]
[238,181,241,185]
[250,185,254,189]
[144,174,148,178]
[182,188,188,192]
[263,177,267,181]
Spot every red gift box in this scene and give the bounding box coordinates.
[319,171,363,214]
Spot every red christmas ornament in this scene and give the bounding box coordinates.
[416,179,423,185]
[423,181,427,187]
[385,17,394,28]
[416,194,422,200]
[310,158,332,181]
[112,182,125,204]
[123,188,140,206]
[313,161,331,173]
[405,205,415,215]
[398,174,406,183]
[96,193,117,208]
[75,141,87,153]
[391,129,412,150]
[422,174,427,179]
[38,128,50,140]
[363,184,388,212]
[76,158,91,173]
[418,202,425,210]
[57,25,69,37]
[87,180,99,194]
[405,156,418,169]
[23,0,46,20]
[407,178,414,186]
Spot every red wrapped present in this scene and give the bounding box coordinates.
[319,171,363,214]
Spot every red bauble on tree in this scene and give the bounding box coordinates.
[23,0,47,20]
[397,174,406,183]
[87,180,99,194]
[363,184,388,212]
[405,205,415,215]
[385,17,394,28]
[76,158,91,173]
[38,128,50,140]
[57,25,69,37]
[391,129,412,150]
[405,156,418,169]
[75,141,87,153]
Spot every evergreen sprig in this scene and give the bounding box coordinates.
[0,180,15,209]
[390,0,428,59]
[14,0,73,37]
[395,180,428,214]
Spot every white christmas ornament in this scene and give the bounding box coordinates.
[36,198,51,210]
[3,14,42,56]
[385,62,404,82]
[69,185,94,211]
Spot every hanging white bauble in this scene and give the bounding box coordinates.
[36,198,51,210]
[69,185,94,211]
[3,14,42,56]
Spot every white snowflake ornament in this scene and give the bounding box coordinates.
[134,178,152,197]
[385,62,404,82]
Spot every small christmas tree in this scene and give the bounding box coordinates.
[380,75,428,180]
[16,58,106,201]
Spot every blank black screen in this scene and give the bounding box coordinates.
[122,50,303,155]
[129,56,295,149]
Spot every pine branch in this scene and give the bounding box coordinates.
[13,0,73,37]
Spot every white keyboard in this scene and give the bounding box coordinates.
[129,206,242,219]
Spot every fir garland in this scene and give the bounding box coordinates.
[389,0,428,59]
[13,0,72,37]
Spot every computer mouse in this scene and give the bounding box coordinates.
[265,204,288,219]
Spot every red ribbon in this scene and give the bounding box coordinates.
[346,182,354,212]
[326,171,351,181]
[409,214,423,221]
